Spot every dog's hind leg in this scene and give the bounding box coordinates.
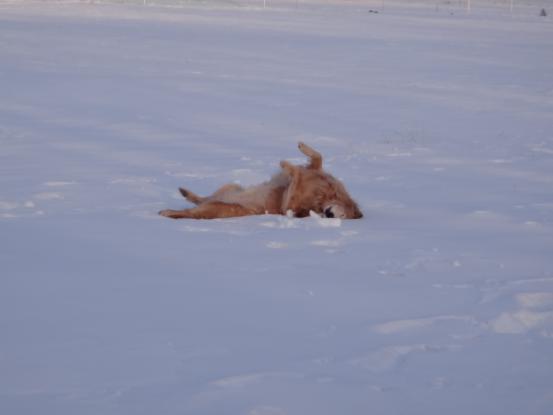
[279,161,303,215]
[179,187,206,205]
[298,142,322,170]
[159,208,194,219]
[159,201,254,219]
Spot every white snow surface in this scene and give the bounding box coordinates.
[1,1,553,414]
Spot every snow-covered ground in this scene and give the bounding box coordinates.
[1,1,553,414]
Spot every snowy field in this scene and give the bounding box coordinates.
[1,1,553,414]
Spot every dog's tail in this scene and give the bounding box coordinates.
[179,187,205,205]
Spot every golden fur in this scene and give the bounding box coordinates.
[159,142,362,219]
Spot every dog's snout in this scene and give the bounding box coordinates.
[324,207,334,218]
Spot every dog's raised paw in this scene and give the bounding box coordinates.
[280,160,294,171]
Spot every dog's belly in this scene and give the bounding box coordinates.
[217,183,284,214]
[217,173,288,214]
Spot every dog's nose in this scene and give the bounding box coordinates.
[324,207,334,218]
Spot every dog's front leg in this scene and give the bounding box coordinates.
[279,161,305,216]
[298,142,322,170]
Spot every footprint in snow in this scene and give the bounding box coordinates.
[349,344,458,374]
[372,315,482,335]
[310,240,341,248]
[0,201,19,211]
[34,181,76,201]
[309,227,359,252]
[211,371,301,389]
[266,241,288,249]
[44,181,77,187]
[0,200,45,219]
[34,192,64,200]
[248,406,287,415]
[110,176,160,197]
[489,292,553,335]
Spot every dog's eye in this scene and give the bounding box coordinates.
[324,207,335,218]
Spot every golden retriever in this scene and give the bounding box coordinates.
[159,142,362,219]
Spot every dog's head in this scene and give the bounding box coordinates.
[281,165,363,219]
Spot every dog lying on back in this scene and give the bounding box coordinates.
[159,142,362,220]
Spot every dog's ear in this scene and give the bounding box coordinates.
[298,142,322,170]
